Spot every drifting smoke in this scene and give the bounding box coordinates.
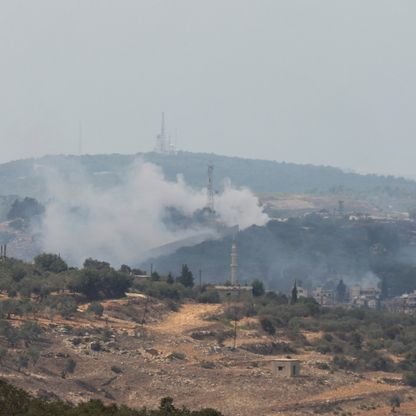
[39,160,268,266]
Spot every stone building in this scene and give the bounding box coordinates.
[270,358,301,377]
[215,285,253,302]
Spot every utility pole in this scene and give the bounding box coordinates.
[232,285,241,350]
[199,269,202,289]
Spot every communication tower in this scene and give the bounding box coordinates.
[207,162,215,213]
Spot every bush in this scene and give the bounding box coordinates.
[404,371,416,387]
[332,355,355,370]
[0,379,224,415]
[198,289,220,304]
[111,365,123,374]
[168,351,186,361]
[64,358,77,374]
[252,279,265,297]
[87,302,104,317]
[260,317,276,337]
[201,361,215,369]
[90,341,101,352]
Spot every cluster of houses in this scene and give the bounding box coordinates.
[296,283,382,309]
[383,291,416,314]
[296,281,416,314]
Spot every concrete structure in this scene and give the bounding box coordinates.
[271,358,301,377]
[350,285,381,309]
[350,284,361,299]
[384,291,416,314]
[312,287,336,306]
[215,285,253,302]
[297,285,308,299]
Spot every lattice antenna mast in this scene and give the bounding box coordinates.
[155,112,167,153]
[207,162,215,213]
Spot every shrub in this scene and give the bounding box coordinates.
[87,302,104,317]
[111,365,123,374]
[90,341,101,352]
[201,361,215,369]
[168,351,186,361]
[332,355,355,370]
[64,358,77,374]
[252,279,265,297]
[260,317,276,337]
[198,289,220,304]
[404,372,416,387]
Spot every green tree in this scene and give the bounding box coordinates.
[177,264,194,288]
[0,347,7,365]
[27,347,40,366]
[336,279,347,302]
[380,276,389,300]
[70,262,132,300]
[252,279,265,297]
[166,273,174,284]
[19,321,42,346]
[34,253,68,273]
[198,289,220,304]
[64,358,77,375]
[15,354,29,372]
[290,281,298,305]
[260,317,276,337]
[151,271,161,281]
[404,372,416,387]
[54,297,78,318]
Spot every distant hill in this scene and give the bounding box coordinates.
[146,215,416,293]
[0,151,415,201]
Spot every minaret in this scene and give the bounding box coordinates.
[230,237,238,286]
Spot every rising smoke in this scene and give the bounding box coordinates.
[39,159,268,267]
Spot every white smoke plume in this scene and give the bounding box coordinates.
[39,159,268,267]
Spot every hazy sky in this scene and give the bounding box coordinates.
[0,1,415,176]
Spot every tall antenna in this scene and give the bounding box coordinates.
[207,162,215,213]
[155,112,168,153]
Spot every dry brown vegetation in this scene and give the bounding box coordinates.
[1,295,416,416]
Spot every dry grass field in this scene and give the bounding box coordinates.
[1,297,415,415]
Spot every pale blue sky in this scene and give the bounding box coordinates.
[0,1,415,176]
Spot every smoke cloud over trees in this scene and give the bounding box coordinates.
[39,159,268,267]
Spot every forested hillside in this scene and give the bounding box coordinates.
[0,152,415,200]
[148,215,416,294]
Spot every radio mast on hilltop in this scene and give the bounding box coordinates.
[154,112,176,155]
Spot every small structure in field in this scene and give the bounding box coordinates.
[271,358,301,377]
[215,285,253,302]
